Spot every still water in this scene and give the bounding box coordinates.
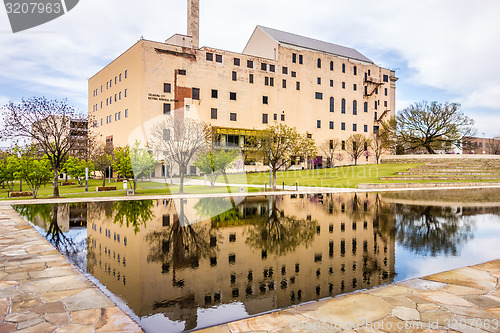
[14,188,500,332]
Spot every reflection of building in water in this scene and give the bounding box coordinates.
[29,203,87,232]
[86,193,395,331]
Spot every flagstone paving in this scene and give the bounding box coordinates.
[0,205,142,332]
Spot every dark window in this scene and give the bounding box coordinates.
[232,71,237,81]
[315,92,323,100]
[296,82,300,90]
[164,83,171,93]
[353,123,357,132]
[269,64,275,72]
[364,86,368,95]
[342,63,346,73]
[299,54,303,64]
[163,103,171,115]
[192,88,200,100]
[329,121,334,129]
[273,113,277,121]
[247,60,253,68]
[364,124,368,132]
[125,109,128,117]
[330,61,334,71]
[353,66,357,75]
[282,79,287,88]
[206,52,213,61]
[342,140,345,150]
[262,114,268,124]
[384,101,388,107]
[317,77,321,85]
[215,54,222,63]
[353,84,357,91]
[375,111,378,120]
[383,74,389,82]
[353,100,357,115]
[292,53,297,63]
[281,114,285,121]
[364,102,368,112]
[230,92,237,100]
[261,63,267,71]
[374,101,378,110]
[178,69,186,75]
[270,77,274,86]
[211,108,217,119]
[282,66,288,74]
[317,58,321,68]
[330,80,333,87]
[249,74,254,83]
[341,122,346,130]
[230,113,237,121]
[330,97,334,112]
[265,77,269,86]
[291,71,296,77]
[125,70,127,78]
[211,89,218,98]
[341,98,346,113]
[234,58,240,66]
[317,120,321,128]
[385,88,388,96]
[263,96,268,104]
[342,82,345,89]
[307,133,312,138]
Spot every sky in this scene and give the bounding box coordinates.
[1,0,500,146]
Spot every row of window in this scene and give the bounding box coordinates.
[100,109,129,126]
[315,120,370,133]
[93,90,128,112]
[92,70,128,97]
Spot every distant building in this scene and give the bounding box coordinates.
[88,0,397,174]
[462,136,500,155]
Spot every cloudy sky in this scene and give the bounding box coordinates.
[1,0,500,139]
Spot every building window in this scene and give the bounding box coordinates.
[353,100,357,115]
[384,101,388,107]
[342,82,345,89]
[211,89,218,98]
[315,92,323,100]
[230,92,237,100]
[125,109,128,117]
[230,113,237,121]
[125,70,128,78]
[124,89,127,97]
[247,60,253,68]
[282,79,287,88]
[330,79,333,87]
[341,122,346,130]
[119,74,122,82]
[353,84,357,91]
[330,97,334,112]
[262,114,268,124]
[115,94,117,102]
[270,77,274,86]
[341,98,346,114]
[101,118,103,126]
[353,66,357,75]
[317,120,321,128]
[269,64,275,72]
[383,74,389,82]
[342,63,346,73]
[234,58,240,66]
[163,103,171,115]
[385,88,388,96]
[317,58,321,68]
[164,83,171,93]
[374,101,378,110]
[178,69,186,75]
[115,113,117,121]
[353,123,357,132]
[296,82,300,90]
[211,108,217,119]
[299,54,303,64]
[364,102,368,112]
[274,113,277,121]
[192,88,200,100]
[342,141,345,150]
[118,111,121,120]
[329,121,334,129]
[330,61,334,71]
[374,111,378,120]
[206,52,213,61]
[281,114,285,121]
[291,71,296,77]
[232,71,237,81]
[249,74,254,83]
[364,124,368,132]
[307,133,312,139]
[292,53,297,63]
[263,96,268,104]
[215,54,222,63]
[282,66,288,75]
[264,77,269,86]
[317,77,321,85]
[261,63,267,71]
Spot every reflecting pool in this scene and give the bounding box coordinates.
[14,188,500,332]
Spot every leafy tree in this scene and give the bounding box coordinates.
[112,142,155,191]
[194,149,238,186]
[249,124,317,191]
[90,142,113,186]
[113,200,154,234]
[345,134,370,166]
[0,151,19,191]
[112,145,133,186]
[0,97,89,197]
[14,147,52,198]
[319,139,340,168]
[63,156,93,186]
[397,101,475,154]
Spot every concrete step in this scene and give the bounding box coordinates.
[381,176,500,181]
[398,171,500,176]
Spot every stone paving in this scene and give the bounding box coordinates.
[198,260,500,333]
[0,205,143,332]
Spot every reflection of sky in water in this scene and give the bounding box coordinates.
[395,214,500,281]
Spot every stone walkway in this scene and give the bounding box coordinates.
[0,205,143,333]
[199,260,500,333]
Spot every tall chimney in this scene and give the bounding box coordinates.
[187,0,199,49]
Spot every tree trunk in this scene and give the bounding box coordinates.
[426,146,435,154]
[179,170,184,193]
[272,168,277,191]
[53,169,60,197]
[102,171,106,187]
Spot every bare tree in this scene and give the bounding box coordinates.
[346,134,370,166]
[150,116,209,193]
[397,101,475,154]
[488,137,500,155]
[0,97,88,197]
[371,133,387,164]
[319,139,340,168]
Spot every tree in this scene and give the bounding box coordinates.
[194,149,239,186]
[150,116,209,193]
[0,151,19,191]
[397,101,475,154]
[90,142,113,186]
[0,97,88,197]
[112,145,133,186]
[345,134,370,166]
[249,124,317,191]
[63,156,93,186]
[319,139,340,168]
[14,147,52,198]
[371,133,389,164]
[112,141,155,192]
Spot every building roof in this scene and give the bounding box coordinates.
[257,25,374,64]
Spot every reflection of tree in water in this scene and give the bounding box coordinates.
[193,197,240,225]
[245,196,317,256]
[112,200,154,234]
[393,204,474,256]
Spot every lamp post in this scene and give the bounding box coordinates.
[483,132,486,154]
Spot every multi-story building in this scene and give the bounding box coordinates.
[462,136,500,155]
[88,0,397,174]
